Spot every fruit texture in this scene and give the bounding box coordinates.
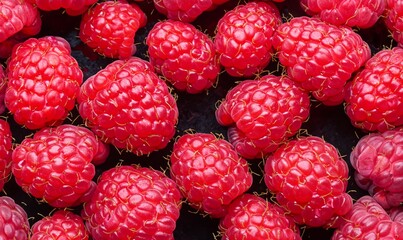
[344,47,403,132]
[169,133,253,218]
[11,124,109,208]
[26,0,97,16]
[384,0,403,47]
[153,0,215,22]
[214,1,282,77]
[272,16,371,105]
[146,19,219,94]
[264,136,352,228]
[350,128,403,209]
[219,194,302,240]
[5,36,83,130]
[79,0,147,59]
[0,119,12,192]
[300,0,385,29]
[77,57,179,156]
[0,196,30,240]
[332,196,403,239]
[215,74,310,160]
[0,66,6,114]
[31,210,89,240]
[82,165,182,240]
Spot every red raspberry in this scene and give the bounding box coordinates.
[264,136,353,228]
[31,210,89,240]
[350,128,403,210]
[26,0,97,16]
[215,74,310,160]
[0,119,12,192]
[78,57,179,156]
[11,124,109,208]
[344,47,403,132]
[169,133,253,218]
[384,0,403,47]
[272,16,371,106]
[82,165,182,240]
[332,196,403,239]
[219,193,302,240]
[146,19,219,94]
[0,66,6,114]
[214,1,282,77]
[0,0,41,43]
[389,206,403,223]
[300,0,386,29]
[5,36,83,130]
[153,0,213,22]
[0,196,30,240]
[79,0,147,59]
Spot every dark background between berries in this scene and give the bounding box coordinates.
[0,0,395,239]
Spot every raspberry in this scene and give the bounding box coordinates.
[214,1,282,77]
[31,210,89,240]
[82,165,182,240]
[332,196,403,239]
[0,119,12,192]
[0,196,30,240]
[153,0,213,22]
[264,136,353,228]
[5,36,83,130]
[0,66,6,114]
[11,124,108,208]
[169,132,253,218]
[26,0,97,16]
[0,0,41,43]
[79,0,147,59]
[384,0,403,47]
[272,16,371,105]
[350,128,403,209]
[344,47,403,132]
[219,194,302,240]
[300,0,386,28]
[78,57,178,156]
[146,19,219,94]
[215,74,310,160]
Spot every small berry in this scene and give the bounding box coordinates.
[0,196,30,240]
[0,119,12,191]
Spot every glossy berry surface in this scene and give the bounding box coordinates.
[0,196,29,240]
[0,119,12,192]
[26,0,97,16]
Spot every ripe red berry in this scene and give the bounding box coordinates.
[5,36,83,130]
[384,0,403,47]
[0,119,12,192]
[0,66,6,115]
[79,0,147,59]
[264,136,352,228]
[31,210,89,240]
[153,0,213,22]
[0,196,30,240]
[272,16,371,105]
[215,74,310,160]
[12,124,108,208]
[169,132,253,218]
[26,0,97,16]
[219,193,302,240]
[300,0,386,29]
[214,1,282,77]
[82,165,182,240]
[350,128,403,210]
[146,19,220,94]
[78,57,178,156]
[344,47,403,132]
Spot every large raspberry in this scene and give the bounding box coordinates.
[214,1,282,77]
[79,0,147,59]
[12,124,109,208]
[384,0,403,47]
[344,47,403,132]
[350,128,403,209]
[31,210,89,240]
[332,196,403,239]
[82,165,182,240]
[272,16,371,105]
[219,193,302,240]
[169,132,253,218]
[0,196,30,240]
[264,136,352,228]
[146,19,220,94]
[78,57,178,156]
[0,119,12,192]
[215,74,310,160]
[27,0,97,16]
[300,0,386,29]
[5,36,83,130]
[153,0,213,22]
